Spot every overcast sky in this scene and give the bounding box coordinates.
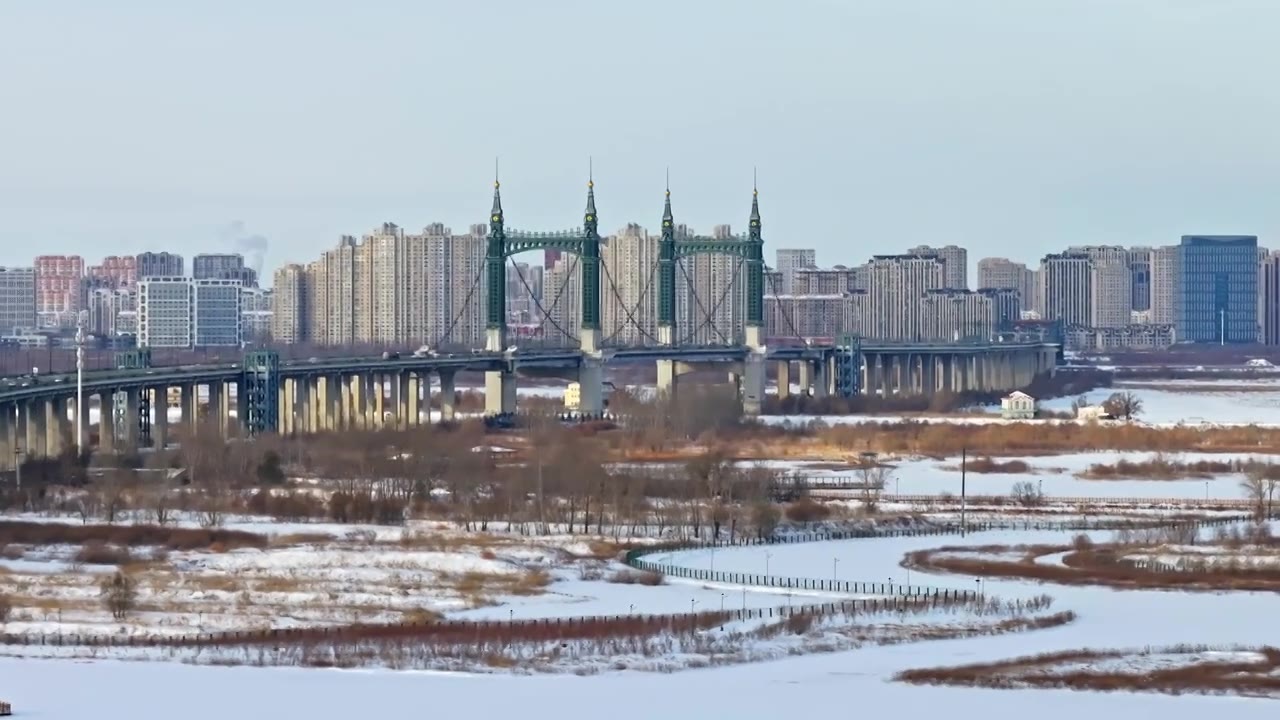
[2,0,1278,278]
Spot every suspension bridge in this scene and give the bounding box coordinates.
[0,179,1061,464]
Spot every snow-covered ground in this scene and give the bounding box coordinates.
[3,523,1279,717]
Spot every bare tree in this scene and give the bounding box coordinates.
[1011,480,1045,508]
[1103,391,1143,422]
[100,571,137,620]
[0,593,12,624]
[1240,471,1274,520]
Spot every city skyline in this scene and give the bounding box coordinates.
[6,1,1280,269]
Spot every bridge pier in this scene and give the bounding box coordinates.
[741,352,767,415]
[484,370,516,417]
[0,407,11,470]
[776,361,791,400]
[24,401,43,460]
[152,389,169,449]
[76,393,91,452]
[439,371,456,422]
[577,357,605,416]
[209,382,228,438]
[42,398,63,458]
[324,375,340,431]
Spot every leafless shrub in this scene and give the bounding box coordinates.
[100,571,138,620]
[606,569,665,586]
[785,497,831,523]
[0,593,12,623]
[1010,481,1044,507]
[75,541,133,566]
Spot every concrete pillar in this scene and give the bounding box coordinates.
[0,406,11,471]
[484,370,516,416]
[76,393,91,452]
[306,378,319,433]
[811,359,829,399]
[346,375,362,429]
[98,391,115,452]
[210,382,227,437]
[373,376,386,425]
[439,371,456,423]
[405,373,420,426]
[578,357,606,417]
[796,360,812,396]
[24,401,44,460]
[656,359,679,399]
[122,387,140,449]
[43,398,63,458]
[152,388,169,449]
[364,374,380,428]
[742,352,767,416]
[0,406,10,471]
[776,361,791,401]
[322,375,339,430]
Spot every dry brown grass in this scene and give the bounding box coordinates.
[437,568,553,600]
[896,644,1280,698]
[0,521,267,551]
[958,458,1032,474]
[908,542,1280,592]
[1082,456,1280,481]
[696,420,1280,459]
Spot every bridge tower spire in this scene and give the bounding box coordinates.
[657,173,677,346]
[485,165,507,352]
[744,175,765,349]
[579,163,602,352]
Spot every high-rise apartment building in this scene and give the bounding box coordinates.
[193,253,258,287]
[977,288,1020,330]
[1067,246,1132,328]
[1038,253,1092,327]
[138,277,243,348]
[542,252,582,345]
[86,287,135,337]
[0,267,36,335]
[675,225,745,345]
[505,262,543,325]
[1128,247,1153,312]
[976,257,1036,311]
[794,267,859,295]
[908,245,968,290]
[88,256,137,289]
[602,223,658,345]
[774,248,816,294]
[1177,235,1258,344]
[271,264,309,344]
[764,294,847,339]
[240,287,273,342]
[34,255,85,328]
[864,254,945,341]
[918,289,995,342]
[1261,251,1280,346]
[136,252,184,279]
[1150,246,1180,326]
[137,277,193,348]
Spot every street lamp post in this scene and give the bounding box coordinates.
[765,551,772,577]
[833,557,839,583]
[720,593,725,613]
[75,313,85,451]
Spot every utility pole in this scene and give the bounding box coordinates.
[75,311,86,451]
[960,445,967,536]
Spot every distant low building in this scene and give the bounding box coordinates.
[1076,405,1112,422]
[1000,391,1037,420]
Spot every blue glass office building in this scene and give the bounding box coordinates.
[1177,235,1258,344]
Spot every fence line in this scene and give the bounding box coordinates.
[0,511,1251,652]
[864,494,1255,507]
[0,592,976,651]
[624,515,1251,598]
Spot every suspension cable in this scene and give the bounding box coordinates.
[509,254,580,345]
[600,255,663,346]
[764,264,805,341]
[435,261,488,347]
[676,255,744,345]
